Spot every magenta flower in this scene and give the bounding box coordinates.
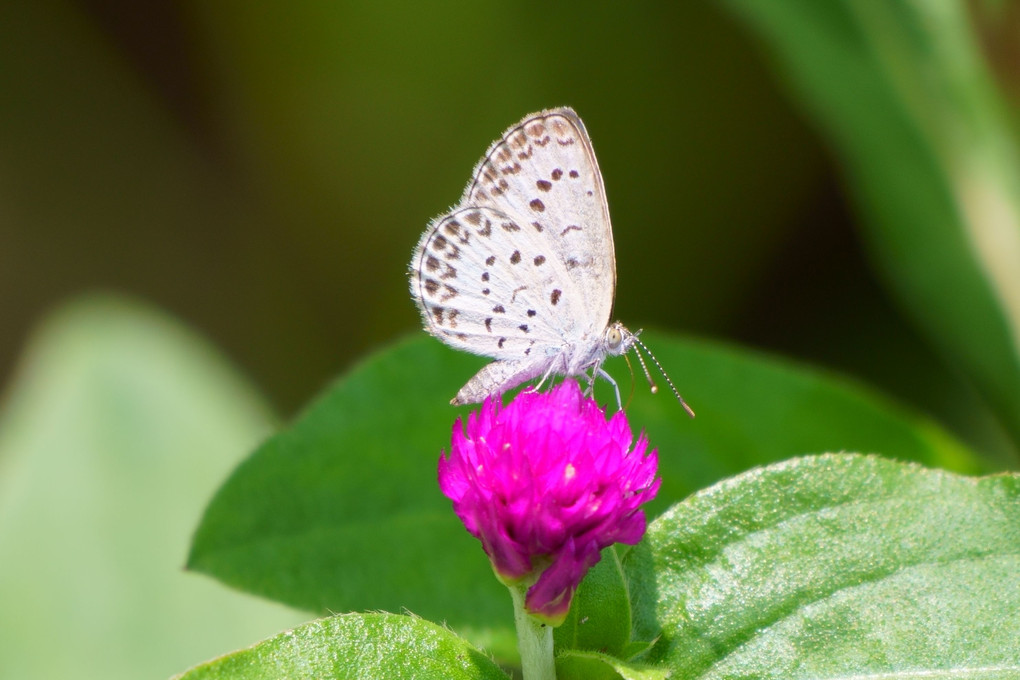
[437,379,659,624]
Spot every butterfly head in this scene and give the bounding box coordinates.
[604,322,636,357]
[604,322,696,418]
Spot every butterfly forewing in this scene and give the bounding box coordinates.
[463,108,616,334]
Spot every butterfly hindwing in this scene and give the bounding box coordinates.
[411,206,586,362]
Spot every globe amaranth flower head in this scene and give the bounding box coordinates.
[437,379,660,625]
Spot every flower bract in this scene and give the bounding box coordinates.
[437,379,659,624]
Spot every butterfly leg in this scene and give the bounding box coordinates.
[532,358,561,394]
[580,370,596,397]
[596,367,623,411]
[572,365,595,399]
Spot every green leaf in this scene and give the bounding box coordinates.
[0,295,303,680]
[555,547,631,657]
[188,334,518,658]
[188,333,989,659]
[626,454,1020,677]
[723,0,1020,447]
[623,331,992,515]
[556,650,667,680]
[172,613,508,680]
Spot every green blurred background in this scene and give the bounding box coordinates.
[0,1,1017,679]
[1,1,1017,440]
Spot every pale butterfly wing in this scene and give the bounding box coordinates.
[463,108,616,333]
[412,205,590,362]
[410,107,619,404]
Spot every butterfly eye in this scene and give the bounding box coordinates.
[607,326,623,350]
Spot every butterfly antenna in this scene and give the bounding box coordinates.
[630,331,658,393]
[632,333,695,418]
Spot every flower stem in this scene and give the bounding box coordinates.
[509,584,556,680]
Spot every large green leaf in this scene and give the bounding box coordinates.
[554,547,631,658]
[0,295,303,680]
[172,613,508,680]
[187,332,987,658]
[724,0,1020,447]
[556,651,666,680]
[614,331,990,512]
[626,454,1020,677]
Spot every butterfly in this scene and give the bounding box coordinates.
[409,107,692,415]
